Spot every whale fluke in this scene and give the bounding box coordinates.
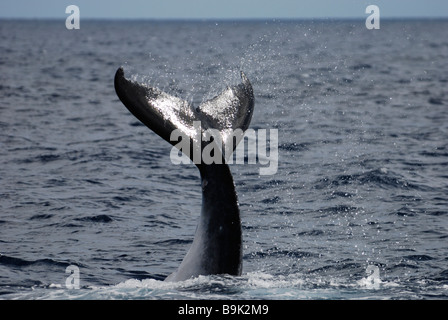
[114,67,254,281]
[114,67,254,163]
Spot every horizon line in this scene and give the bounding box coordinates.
[1,16,448,22]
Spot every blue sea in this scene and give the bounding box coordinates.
[0,19,447,300]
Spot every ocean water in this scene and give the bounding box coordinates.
[0,19,447,300]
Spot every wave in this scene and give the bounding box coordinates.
[402,254,434,262]
[74,215,114,223]
[29,213,54,220]
[0,254,70,268]
[245,247,319,260]
[5,269,444,300]
[318,205,360,215]
[278,142,309,152]
[313,168,432,191]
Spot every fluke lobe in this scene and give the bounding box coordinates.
[114,67,254,281]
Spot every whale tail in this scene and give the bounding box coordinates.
[114,67,254,281]
[114,67,254,163]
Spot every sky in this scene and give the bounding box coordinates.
[0,0,447,20]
